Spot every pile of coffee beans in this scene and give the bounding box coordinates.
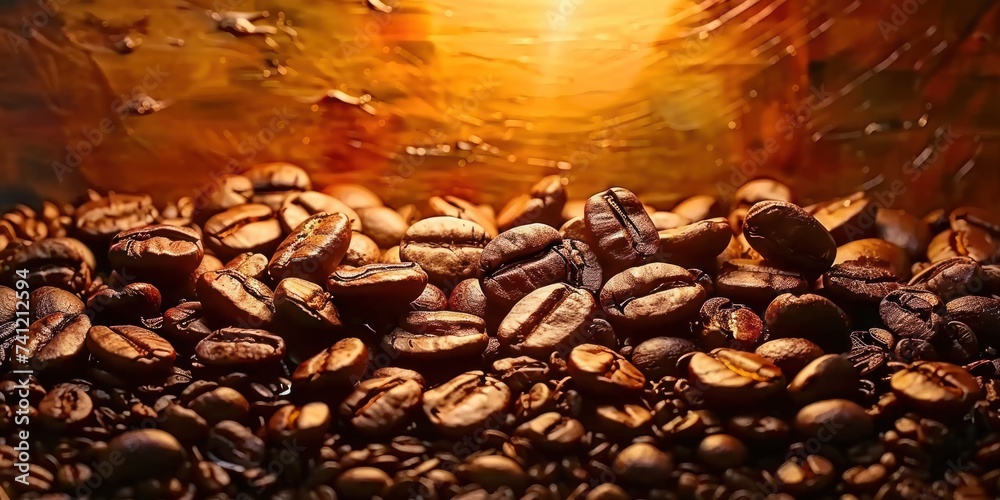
[1,164,999,499]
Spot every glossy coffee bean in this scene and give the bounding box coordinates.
[497,175,567,231]
[106,429,185,482]
[342,232,381,267]
[383,311,488,361]
[197,269,275,328]
[340,372,423,436]
[687,348,785,406]
[629,337,698,380]
[38,383,93,430]
[788,355,858,405]
[266,402,331,448]
[203,204,283,260]
[108,224,204,276]
[807,192,878,246]
[775,454,834,495]
[765,293,850,352]
[448,278,489,318]
[755,338,824,378]
[292,337,369,391]
[188,387,250,425]
[908,257,983,301]
[834,238,910,279]
[273,278,342,331]
[326,262,428,309]
[567,344,644,395]
[74,193,158,243]
[600,263,706,330]
[86,325,176,375]
[268,212,352,283]
[206,420,265,468]
[223,252,270,282]
[17,312,90,373]
[890,361,981,418]
[612,443,674,487]
[162,302,214,345]
[845,328,895,377]
[400,216,491,287]
[86,282,162,324]
[195,328,286,367]
[698,297,765,350]
[875,208,930,261]
[732,178,792,210]
[410,283,447,311]
[29,286,85,323]
[2,237,95,294]
[823,261,903,305]
[356,206,408,248]
[944,295,1000,348]
[880,288,944,341]
[194,174,253,220]
[514,411,585,452]
[715,259,809,307]
[794,398,873,443]
[949,206,1000,263]
[743,201,837,276]
[279,191,361,233]
[497,283,599,359]
[421,371,511,437]
[655,218,733,267]
[244,162,311,210]
[584,187,659,275]
[428,195,498,237]
[322,184,382,210]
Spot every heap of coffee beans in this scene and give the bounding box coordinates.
[2,164,1000,499]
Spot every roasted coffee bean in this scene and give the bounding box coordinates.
[559,216,589,241]
[422,371,511,437]
[244,162,311,210]
[266,402,331,448]
[340,372,423,435]
[894,338,939,363]
[206,420,265,468]
[195,328,286,366]
[880,288,944,341]
[383,311,488,361]
[2,237,95,293]
[203,203,283,260]
[732,178,793,210]
[448,278,489,318]
[698,297,765,350]
[807,192,878,246]
[755,338,824,378]
[794,398,873,442]
[108,224,204,277]
[106,429,185,482]
[612,443,674,487]
[567,344,644,395]
[223,252,270,281]
[273,278,342,331]
[490,357,550,393]
[742,201,837,276]
[457,455,528,492]
[428,195,498,237]
[162,302,214,345]
[357,206,409,248]
[334,467,392,500]
[37,383,93,430]
[194,174,253,221]
[86,325,175,375]
[725,414,790,444]
[497,283,598,359]
[86,282,162,324]
[188,387,250,424]
[696,434,748,469]
[410,283,447,311]
[944,295,1000,348]
[834,238,910,278]
[292,337,368,391]
[197,269,275,328]
[399,216,491,287]
[715,259,809,307]
[593,401,653,437]
[584,187,659,275]
[514,412,584,451]
[497,175,567,231]
[326,262,428,309]
[655,218,733,267]
[184,253,224,299]
[823,261,903,304]
[875,208,931,262]
[600,263,706,330]
[672,195,722,221]
[74,193,158,243]
[890,361,981,418]
[788,355,858,405]
[28,286,84,324]
[949,207,1000,262]
[342,232,381,267]
[16,312,90,373]
[765,294,850,352]
[649,211,691,231]
[323,184,383,210]
[775,454,834,495]
[937,321,979,363]
[687,348,785,406]
[268,212,352,283]
[908,257,984,301]
[279,191,361,233]
[630,337,698,379]
[845,328,895,377]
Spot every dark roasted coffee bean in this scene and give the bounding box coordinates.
[421,371,511,437]
[908,257,984,301]
[108,224,203,277]
[2,237,94,293]
[448,278,489,318]
[807,192,878,246]
[743,201,837,276]
[0,287,21,367]
[584,187,659,275]
[266,402,331,448]
[106,429,184,482]
[880,288,944,341]
[497,175,566,231]
[716,259,809,307]
[725,414,790,444]
[775,454,834,495]
[732,179,792,210]
[795,398,873,443]
[671,195,722,222]
[326,262,428,308]
[845,328,895,377]
[823,261,903,305]
[480,224,574,308]
[16,312,90,373]
[206,420,265,468]
[354,207,407,250]
[292,337,368,391]
[687,348,785,406]
[279,191,360,233]
[567,344,644,395]
[268,212,352,283]
[593,401,653,438]
[937,321,978,363]
[188,387,250,425]
[428,195,498,237]
[755,338,824,378]
[765,293,850,352]
[334,467,392,500]
[612,443,673,487]
[86,325,176,375]
[788,355,858,405]
[600,263,706,330]
[74,193,158,243]
[203,203,283,260]
[497,283,598,359]
[410,283,447,311]
[559,216,588,242]
[630,337,698,379]
[223,252,270,282]
[894,338,939,363]
[698,297,765,350]
[655,218,733,267]
[195,328,286,367]
[949,207,1000,263]
[86,282,162,324]
[944,295,1000,349]
[341,232,380,267]
[273,278,342,331]
[457,455,528,492]
[197,269,275,328]
[38,383,93,430]
[340,372,423,436]
[890,361,981,419]
[400,216,491,287]
[194,174,253,221]
[29,286,85,323]
[383,311,488,361]
[244,162,311,210]
[514,412,584,452]
[490,357,550,393]
[695,434,747,469]
[834,238,910,278]
[162,302,214,345]
[649,211,691,231]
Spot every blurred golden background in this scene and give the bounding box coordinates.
[1,0,998,211]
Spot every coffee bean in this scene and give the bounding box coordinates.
[273,278,342,330]
[334,467,392,500]
[188,386,250,424]
[342,232,381,267]
[340,372,423,435]
[244,162,311,210]
[593,402,652,437]
[421,371,511,437]
[944,295,1000,349]
[908,257,983,301]
[279,191,361,233]
[497,283,598,359]
[698,297,765,350]
[600,263,706,330]
[86,325,175,375]
[292,337,368,392]
[108,224,204,277]
[612,443,673,487]
[383,311,488,361]
[807,192,878,246]
[448,278,489,318]
[195,328,286,366]
[937,321,979,363]
[584,187,659,275]
[794,399,873,442]
[788,355,858,405]
[649,211,690,231]
[671,195,722,222]
[457,455,528,492]
[223,252,270,281]
[489,357,550,394]
[949,207,1000,263]
[206,420,265,468]
[194,174,253,221]
[86,282,162,324]
[823,261,903,304]
[743,201,837,276]
[497,175,567,231]
[197,268,275,328]
[17,312,90,373]
[559,216,589,242]
[765,293,850,352]
[106,429,184,482]
[696,434,747,469]
[630,337,698,379]
[880,288,944,341]
[875,208,931,261]
[894,338,939,363]
[890,361,981,418]
[655,218,733,268]
[834,238,911,279]
[755,338,824,378]
[266,402,331,448]
[268,212,352,282]
[203,203,283,260]
[400,217,491,287]
[357,206,409,248]
[567,344,644,395]
[38,383,93,430]
[410,283,447,311]
[428,195,498,237]
[716,259,809,307]
[732,179,793,211]
[775,455,834,495]
[514,411,584,452]
[29,286,85,323]
[2,237,95,294]
[162,302,214,345]
[326,262,428,309]
[687,348,785,406]
[845,328,894,378]
[480,224,583,308]
[74,193,158,244]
